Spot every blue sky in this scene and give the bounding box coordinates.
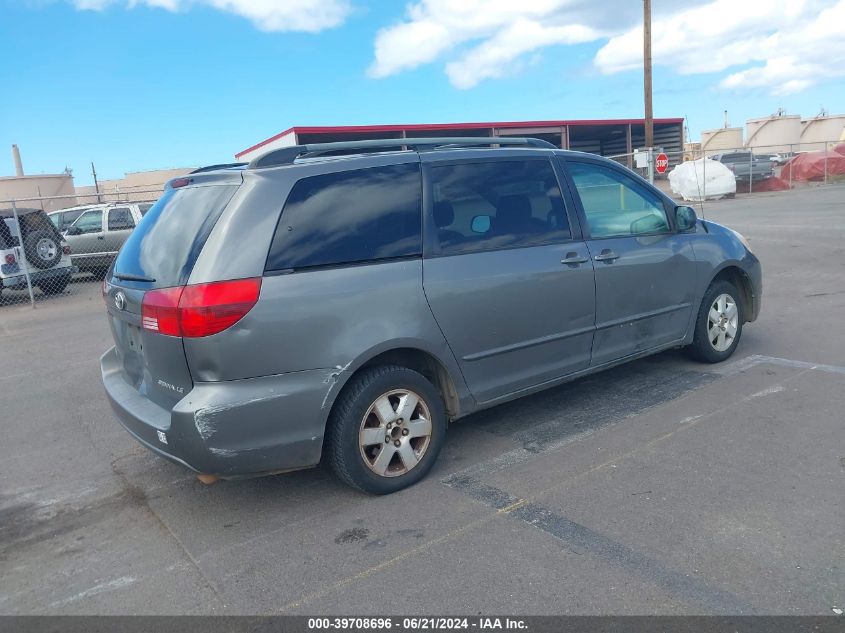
[1,0,843,185]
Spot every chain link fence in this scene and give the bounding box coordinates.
[1,188,163,309]
[3,138,844,310]
[607,138,845,198]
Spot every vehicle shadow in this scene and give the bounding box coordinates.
[129,349,718,528]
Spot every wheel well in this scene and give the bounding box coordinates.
[711,266,753,322]
[357,348,460,420]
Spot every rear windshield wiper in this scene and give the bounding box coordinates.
[114,272,156,282]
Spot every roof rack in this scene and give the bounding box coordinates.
[248,137,557,169]
[190,162,247,174]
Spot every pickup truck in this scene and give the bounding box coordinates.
[711,151,775,183]
[54,202,152,278]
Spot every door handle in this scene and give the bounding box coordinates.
[97,235,105,240]
[594,249,619,262]
[561,253,590,266]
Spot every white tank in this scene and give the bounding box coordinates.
[746,115,801,154]
[800,115,845,151]
[700,127,743,155]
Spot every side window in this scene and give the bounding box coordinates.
[62,210,84,230]
[108,207,135,230]
[265,163,422,272]
[567,162,669,238]
[429,160,570,256]
[72,210,104,234]
[138,203,153,216]
[50,213,62,229]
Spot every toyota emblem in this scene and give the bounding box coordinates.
[114,291,127,311]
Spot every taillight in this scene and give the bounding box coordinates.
[141,286,183,336]
[62,245,71,255]
[4,254,14,265]
[141,278,261,338]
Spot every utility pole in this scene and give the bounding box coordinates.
[91,161,101,203]
[643,0,654,149]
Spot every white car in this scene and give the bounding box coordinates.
[0,207,76,300]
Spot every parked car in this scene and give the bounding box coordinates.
[49,205,94,232]
[101,137,762,494]
[711,151,775,183]
[60,202,150,277]
[1,207,76,299]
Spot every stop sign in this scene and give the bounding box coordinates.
[655,152,669,174]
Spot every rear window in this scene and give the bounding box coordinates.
[265,163,422,272]
[0,218,18,248]
[113,184,237,288]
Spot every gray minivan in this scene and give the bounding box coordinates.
[101,138,761,494]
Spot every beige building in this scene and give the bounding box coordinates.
[76,167,196,204]
[0,173,77,212]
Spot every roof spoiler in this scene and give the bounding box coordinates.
[190,163,247,174]
[248,137,557,169]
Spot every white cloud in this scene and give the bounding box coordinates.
[368,0,635,88]
[370,0,845,95]
[595,0,845,95]
[71,0,351,32]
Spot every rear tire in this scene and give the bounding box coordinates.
[325,365,446,495]
[23,230,61,269]
[687,280,744,363]
[37,274,69,295]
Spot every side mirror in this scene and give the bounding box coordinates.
[675,205,697,232]
[65,225,82,236]
[470,215,491,234]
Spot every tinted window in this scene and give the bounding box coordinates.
[108,207,135,230]
[113,185,237,288]
[73,210,103,234]
[568,162,670,238]
[265,163,421,272]
[429,160,570,256]
[0,217,18,248]
[138,203,153,216]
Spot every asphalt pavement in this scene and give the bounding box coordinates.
[1,186,843,615]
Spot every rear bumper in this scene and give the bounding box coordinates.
[101,347,332,477]
[2,265,76,289]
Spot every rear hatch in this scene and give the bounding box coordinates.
[104,180,240,409]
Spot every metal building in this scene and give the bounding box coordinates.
[235,118,685,167]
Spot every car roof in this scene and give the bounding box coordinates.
[0,207,50,219]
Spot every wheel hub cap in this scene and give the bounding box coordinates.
[707,293,738,352]
[359,389,432,478]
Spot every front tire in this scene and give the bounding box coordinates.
[325,365,446,495]
[687,280,743,363]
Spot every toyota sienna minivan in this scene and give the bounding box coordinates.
[101,137,761,494]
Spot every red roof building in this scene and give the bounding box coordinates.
[236,118,685,166]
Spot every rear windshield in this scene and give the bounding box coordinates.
[113,184,237,288]
[0,218,18,249]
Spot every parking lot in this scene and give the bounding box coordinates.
[1,186,843,615]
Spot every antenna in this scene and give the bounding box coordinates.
[684,115,706,223]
